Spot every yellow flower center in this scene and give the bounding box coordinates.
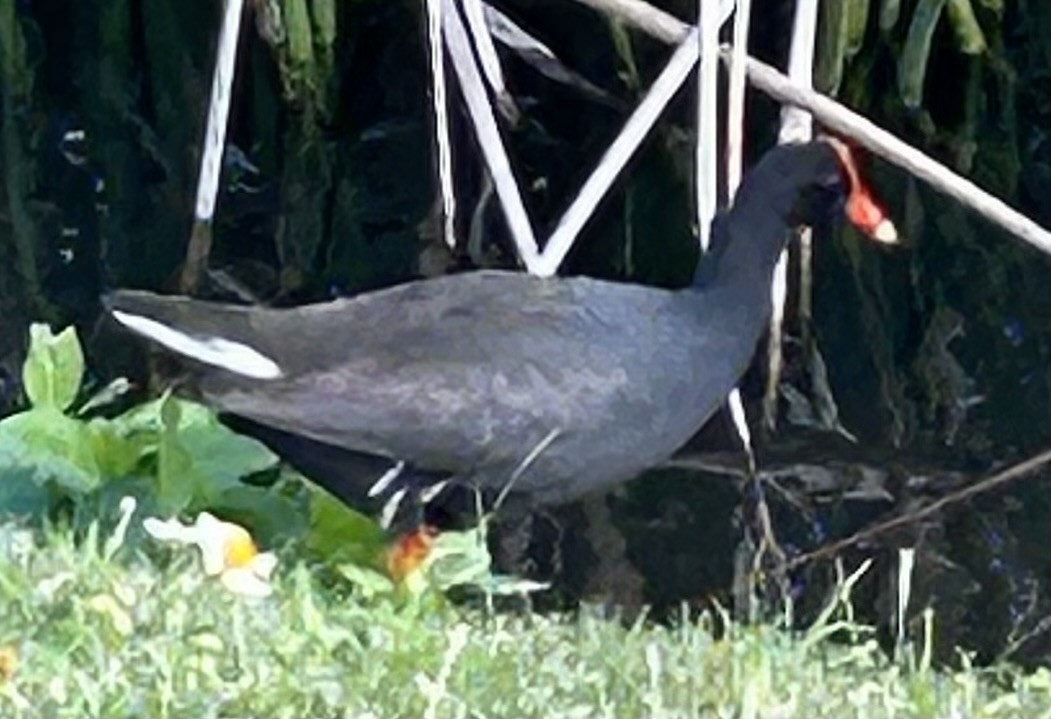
[223,525,260,569]
[0,645,17,683]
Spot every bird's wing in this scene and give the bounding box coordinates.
[110,272,679,475]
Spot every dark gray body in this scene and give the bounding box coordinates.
[109,140,848,508]
[115,271,769,505]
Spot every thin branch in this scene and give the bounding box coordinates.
[743,54,1051,254]
[426,0,458,250]
[442,0,542,272]
[467,172,495,264]
[785,447,1051,570]
[535,28,700,276]
[570,0,691,44]
[696,0,718,252]
[722,3,758,480]
[472,0,730,276]
[492,428,562,512]
[484,3,621,109]
[777,0,817,145]
[181,0,246,293]
[462,0,520,122]
[564,0,1051,256]
[766,0,819,433]
[724,0,750,196]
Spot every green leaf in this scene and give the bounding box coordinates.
[946,0,986,54]
[177,421,279,500]
[427,526,494,591]
[108,396,167,435]
[845,0,871,59]
[880,0,902,31]
[21,324,85,411]
[285,0,315,70]
[816,0,848,95]
[899,0,948,109]
[306,487,388,566]
[212,484,307,545]
[309,0,337,54]
[0,408,103,492]
[0,457,50,518]
[156,393,195,514]
[116,395,279,514]
[608,18,640,91]
[76,377,133,417]
[335,562,396,598]
[85,418,151,479]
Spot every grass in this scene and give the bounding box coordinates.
[0,519,1048,719]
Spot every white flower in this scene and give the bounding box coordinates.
[143,512,277,598]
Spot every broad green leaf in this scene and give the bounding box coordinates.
[420,524,545,596]
[306,487,388,566]
[212,484,307,544]
[109,396,167,435]
[115,394,279,513]
[21,324,85,411]
[85,418,151,479]
[0,408,103,492]
[112,394,215,435]
[0,454,50,518]
[176,422,278,500]
[86,475,162,525]
[156,393,195,514]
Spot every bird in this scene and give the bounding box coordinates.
[106,137,897,531]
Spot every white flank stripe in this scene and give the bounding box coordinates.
[368,461,406,497]
[380,487,409,530]
[111,310,283,380]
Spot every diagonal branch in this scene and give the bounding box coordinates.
[724,0,750,197]
[564,0,1051,257]
[181,0,246,294]
[462,0,519,122]
[695,0,719,253]
[426,0,458,250]
[766,0,819,433]
[534,28,701,276]
[442,0,542,271]
[784,447,1051,570]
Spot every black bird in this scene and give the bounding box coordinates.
[107,138,896,526]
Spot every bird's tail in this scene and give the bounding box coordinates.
[104,290,283,380]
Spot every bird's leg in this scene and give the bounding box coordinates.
[733,466,790,621]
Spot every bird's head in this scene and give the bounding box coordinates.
[783,136,899,244]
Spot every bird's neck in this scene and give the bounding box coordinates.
[691,207,793,292]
